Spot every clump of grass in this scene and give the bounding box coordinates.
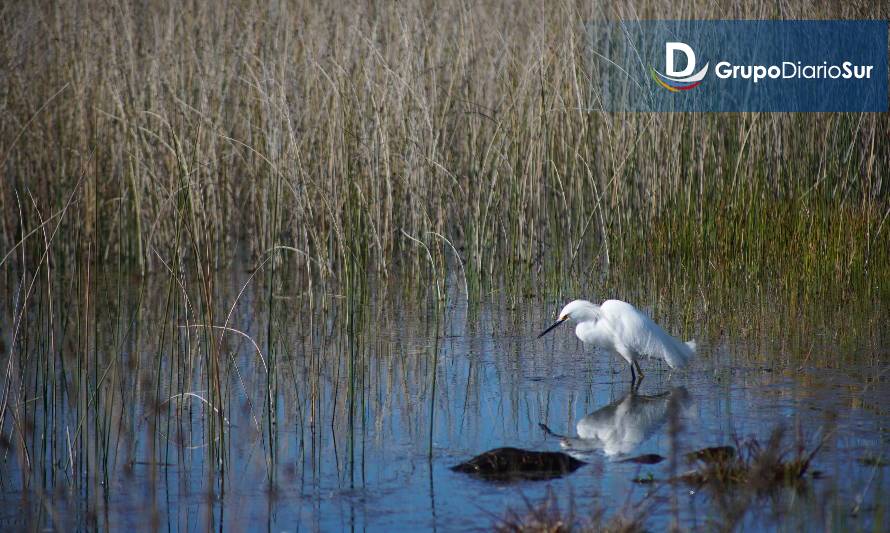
[495,489,647,533]
[679,426,827,490]
[672,426,833,530]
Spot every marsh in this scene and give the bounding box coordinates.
[1,271,887,531]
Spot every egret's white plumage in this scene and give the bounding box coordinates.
[538,299,695,381]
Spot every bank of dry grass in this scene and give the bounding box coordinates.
[0,0,887,299]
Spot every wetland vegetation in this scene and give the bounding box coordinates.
[1,0,888,530]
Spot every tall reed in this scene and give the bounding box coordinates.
[1,0,886,300]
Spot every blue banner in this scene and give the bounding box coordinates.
[588,20,888,112]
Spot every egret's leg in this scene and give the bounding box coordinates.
[633,360,645,381]
[615,346,637,383]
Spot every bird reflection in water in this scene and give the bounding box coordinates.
[541,386,690,459]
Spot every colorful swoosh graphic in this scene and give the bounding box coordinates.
[650,62,709,92]
[650,67,703,92]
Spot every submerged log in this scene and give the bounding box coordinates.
[451,447,585,481]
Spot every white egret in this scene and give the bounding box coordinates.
[538,299,695,382]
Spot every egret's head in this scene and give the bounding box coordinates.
[538,300,598,338]
[558,300,599,321]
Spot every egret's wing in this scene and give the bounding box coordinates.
[601,300,695,369]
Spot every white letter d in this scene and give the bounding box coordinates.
[666,42,696,78]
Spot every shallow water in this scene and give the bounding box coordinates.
[1,273,888,531]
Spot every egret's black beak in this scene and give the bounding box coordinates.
[538,317,568,338]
